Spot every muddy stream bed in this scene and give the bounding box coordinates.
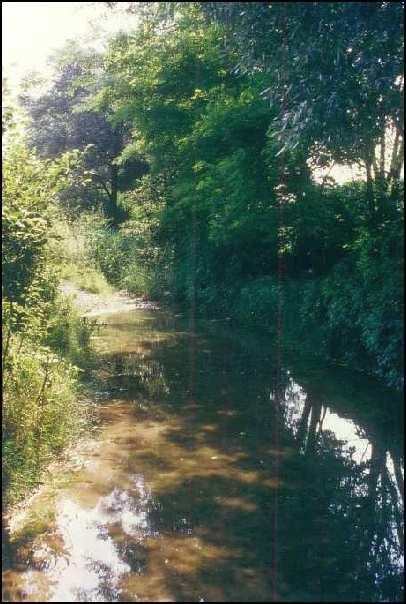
[2,287,404,602]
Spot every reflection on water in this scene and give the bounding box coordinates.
[3,309,404,602]
[280,373,404,601]
[43,477,154,602]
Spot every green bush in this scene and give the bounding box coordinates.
[2,344,83,505]
[233,277,280,333]
[45,296,94,368]
[60,193,173,300]
[2,142,94,507]
[281,248,403,388]
[49,212,113,294]
[2,293,94,505]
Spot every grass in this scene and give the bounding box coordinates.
[2,341,84,506]
[49,213,113,295]
[2,295,94,508]
[59,263,112,295]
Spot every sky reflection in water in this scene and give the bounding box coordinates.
[4,309,404,603]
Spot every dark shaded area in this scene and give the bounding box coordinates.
[97,310,404,602]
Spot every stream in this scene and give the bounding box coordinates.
[2,303,404,602]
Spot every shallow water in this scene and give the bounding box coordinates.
[3,308,404,602]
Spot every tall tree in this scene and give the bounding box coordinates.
[20,50,145,224]
[201,2,404,198]
[106,1,404,207]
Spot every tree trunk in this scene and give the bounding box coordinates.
[108,164,119,225]
[296,396,312,449]
[365,159,375,217]
[389,129,400,180]
[392,454,404,505]
[393,142,404,181]
[389,130,403,200]
[379,131,386,181]
[111,164,118,210]
[306,399,322,456]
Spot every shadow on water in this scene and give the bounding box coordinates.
[3,308,404,602]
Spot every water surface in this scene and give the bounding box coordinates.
[3,308,404,602]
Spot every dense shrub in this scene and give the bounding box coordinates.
[50,212,112,295]
[2,286,93,506]
[233,278,281,334]
[2,141,93,506]
[2,339,82,504]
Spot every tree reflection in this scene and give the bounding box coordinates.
[100,313,404,602]
[280,377,404,602]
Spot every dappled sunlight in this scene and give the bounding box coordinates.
[3,307,403,602]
